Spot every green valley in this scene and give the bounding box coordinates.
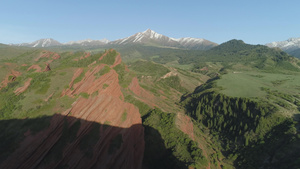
[0,39,299,169]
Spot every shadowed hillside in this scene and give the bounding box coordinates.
[0,114,187,169]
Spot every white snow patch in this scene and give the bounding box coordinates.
[33,42,39,47]
[266,37,300,50]
[119,36,130,44]
[133,33,144,42]
[65,38,110,45]
[170,37,180,42]
[143,29,163,39]
[42,39,51,47]
[180,37,204,43]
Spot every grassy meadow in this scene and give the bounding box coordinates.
[217,71,300,97]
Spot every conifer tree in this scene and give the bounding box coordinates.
[245,137,249,146]
[242,101,247,112]
[228,106,233,116]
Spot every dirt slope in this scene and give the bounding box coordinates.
[176,113,194,140]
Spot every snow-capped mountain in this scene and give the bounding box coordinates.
[65,39,110,46]
[110,29,217,49]
[111,29,178,46]
[12,29,217,50]
[13,38,110,48]
[17,38,62,48]
[266,37,300,58]
[266,37,300,51]
[174,37,217,50]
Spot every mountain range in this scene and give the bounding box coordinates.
[12,29,218,50]
[266,37,300,58]
[11,29,300,58]
[14,38,110,48]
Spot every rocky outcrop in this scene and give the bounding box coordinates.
[14,78,32,95]
[43,63,51,72]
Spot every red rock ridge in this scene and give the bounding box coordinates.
[111,53,122,68]
[0,113,144,169]
[62,65,123,100]
[80,52,90,60]
[35,51,61,62]
[1,51,145,169]
[128,77,156,107]
[74,52,90,61]
[14,78,32,95]
[0,70,21,90]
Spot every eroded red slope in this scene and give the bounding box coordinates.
[0,70,21,89]
[14,78,32,95]
[0,50,144,169]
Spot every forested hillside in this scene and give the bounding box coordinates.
[182,78,300,168]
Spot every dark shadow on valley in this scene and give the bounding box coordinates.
[180,76,220,103]
[235,117,300,169]
[294,113,300,133]
[142,125,188,169]
[0,114,187,169]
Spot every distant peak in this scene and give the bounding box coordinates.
[141,29,163,39]
[143,28,153,33]
[212,39,248,51]
[266,37,300,50]
[65,38,110,45]
[287,37,300,42]
[29,38,61,47]
[142,29,160,35]
[100,38,110,43]
[36,38,51,41]
[225,39,245,44]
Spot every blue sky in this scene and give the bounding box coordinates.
[0,0,299,44]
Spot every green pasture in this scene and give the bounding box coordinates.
[217,71,300,98]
